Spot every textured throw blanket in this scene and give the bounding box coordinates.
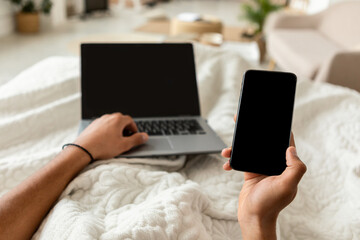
[0,44,359,240]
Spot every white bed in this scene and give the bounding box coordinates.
[0,44,359,240]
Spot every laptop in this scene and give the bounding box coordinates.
[80,43,226,157]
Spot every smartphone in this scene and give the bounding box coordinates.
[230,70,297,176]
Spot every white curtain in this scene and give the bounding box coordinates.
[0,1,14,37]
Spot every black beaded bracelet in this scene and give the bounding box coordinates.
[62,143,95,163]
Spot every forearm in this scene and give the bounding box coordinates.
[0,147,90,240]
[0,113,147,239]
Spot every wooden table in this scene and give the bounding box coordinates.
[135,20,267,63]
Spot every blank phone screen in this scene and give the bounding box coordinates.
[230,70,297,175]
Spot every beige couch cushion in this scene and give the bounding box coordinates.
[268,29,342,79]
[318,1,360,49]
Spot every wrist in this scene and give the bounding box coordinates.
[73,139,99,160]
[61,144,92,165]
[63,143,95,163]
[239,213,278,240]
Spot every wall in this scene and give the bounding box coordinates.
[0,1,14,37]
[307,0,360,13]
[70,0,84,14]
[307,0,329,13]
[50,0,67,26]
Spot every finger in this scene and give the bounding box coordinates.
[120,115,139,133]
[223,160,232,171]
[290,132,296,147]
[281,147,307,186]
[221,147,232,158]
[233,114,237,122]
[123,132,149,151]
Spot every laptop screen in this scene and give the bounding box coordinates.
[81,43,200,119]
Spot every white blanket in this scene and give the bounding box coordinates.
[0,45,359,240]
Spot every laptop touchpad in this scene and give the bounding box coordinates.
[137,138,173,151]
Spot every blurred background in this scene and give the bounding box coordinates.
[1,0,359,91]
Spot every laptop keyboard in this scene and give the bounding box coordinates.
[135,119,206,136]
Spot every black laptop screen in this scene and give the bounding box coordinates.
[81,43,200,119]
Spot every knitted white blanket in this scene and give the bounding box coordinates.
[0,45,359,240]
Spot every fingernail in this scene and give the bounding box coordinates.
[142,133,148,141]
[290,147,298,157]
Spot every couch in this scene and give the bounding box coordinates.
[265,1,360,91]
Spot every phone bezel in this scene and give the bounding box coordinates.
[229,70,297,175]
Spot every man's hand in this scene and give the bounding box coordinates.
[221,115,307,240]
[0,112,148,240]
[75,113,149,160]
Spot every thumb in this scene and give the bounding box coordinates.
[281,147,307,187]
[126,132,148,149]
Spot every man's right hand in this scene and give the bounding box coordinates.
[75,113,149,160]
